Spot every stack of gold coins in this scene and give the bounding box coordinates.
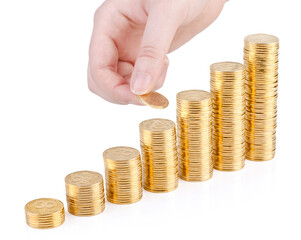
[25,198,65,229]
[103,147,142,204]
[244,34,279,161]
[177,90,213,181]
[65,171,105,216]
[139,118,178,192]
[210,62,246,171]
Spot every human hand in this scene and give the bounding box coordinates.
[88,0,227,105]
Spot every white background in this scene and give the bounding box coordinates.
[1,0,300,239]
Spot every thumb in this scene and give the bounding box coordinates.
[130,2,183,95]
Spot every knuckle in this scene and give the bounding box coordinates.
[154,0,176,8]
[153,0,187,20]
[94,1,116,22]
[93,7,102,22]
[138,46,164,62]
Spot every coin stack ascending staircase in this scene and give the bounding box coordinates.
[25,198,65,229]
[177,90,213,181]
[244,34,279,161]
[103,147,142,204]
[139,118,178,192]
[210,62,246,171]
[65,171,105,216]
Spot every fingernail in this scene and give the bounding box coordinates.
[131,72,152,95]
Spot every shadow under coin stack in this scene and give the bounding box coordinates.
[25,198,65,229]
[139,118,178,192]
[103,147,142,204]
[65,171,105,216]
[244,34,279,161]
[177,90,213,181]
[211,62,246,171]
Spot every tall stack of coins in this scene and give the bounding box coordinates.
[177,90,213,181]
[139,118,178,192]
[25,198,65,229]
[65,171,105,216]
[103,147,142,204]
[210,62,245,171]
[244,34,279,161]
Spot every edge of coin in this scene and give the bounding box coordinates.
[137,91,169,109]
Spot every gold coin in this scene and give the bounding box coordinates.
[103,146,140,161]
[139,118,178,192]
[177,90,211,102]
[244,33,279,44]
[137,91,169,109]
[65,171,102,187]
[65,171,105,216]
[210,61,245,72]
[25,198,64,215]
[210,62,245,171]
[244,33,279,161]
[103,146,142,204]
[25,198,65,229]
[176,90,213,182]
[139,118,175,132]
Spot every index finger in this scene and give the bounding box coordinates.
[88,13,140,105]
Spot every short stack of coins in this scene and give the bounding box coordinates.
[210,62,246,171]
[25,198,65,229]
[139,118,178,192]
[103,147,142,204]
[244,34,279,161]
[176,90,213,181]
[65,171,105,216]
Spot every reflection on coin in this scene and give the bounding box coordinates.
[65,171,102,187]
[25,198,63,215]
[103,146,140,161]
[137,91,169,109]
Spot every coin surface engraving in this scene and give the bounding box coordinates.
[65,171,102,187]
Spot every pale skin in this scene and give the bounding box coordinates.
[88,0,228,105]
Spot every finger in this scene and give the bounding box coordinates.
[170,0,227,52]
[130,1,184,95]
[89,35,139,104]
[89,66,141,105]
[117,61,134,77]
[89,12,140,105]
[153,56,169,91]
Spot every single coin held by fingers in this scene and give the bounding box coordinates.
[137,91,169,109]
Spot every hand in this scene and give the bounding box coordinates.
[88,0,227,105]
